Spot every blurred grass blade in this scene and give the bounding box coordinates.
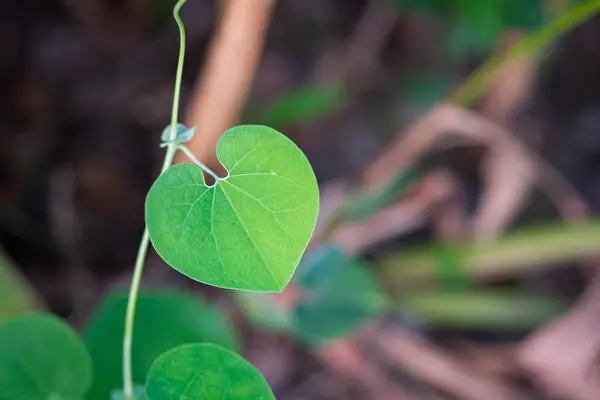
[378,219,600,284]
[335,165,420,223]
[260,84,348,129]
[399,291,569,330]
[451,0,600,107]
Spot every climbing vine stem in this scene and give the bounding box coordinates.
[122,0,189,398]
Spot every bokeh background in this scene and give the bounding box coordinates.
[3,0,600,399]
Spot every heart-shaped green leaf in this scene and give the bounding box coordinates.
[146,125,320,292]
[0,313,92,400]
[146,343,275,400]
[82,290,239,400]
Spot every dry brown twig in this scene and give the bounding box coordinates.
[371,327,529,400]
[329,169,465,255]
[358,103,587,239]
[312,0,399,86]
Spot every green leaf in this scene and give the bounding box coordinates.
[146,343,275,400]
[501,0,544,29]
[0,249,41,323]
[0,313,92,400]
[260,84,348,129]
[399,291,569,330]
[82,290,239,400]
[391,0,449,13]
[446,0,503,60]
[400,74,453,119]
[334,165,419,223]
[431,245,471,291]
[146,125,320,292]
[292,245,389,345]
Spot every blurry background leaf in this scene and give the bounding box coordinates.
[0,249,41,323]
[292,245,390,345]
[445,0,503,60]
[0,313,92,400]
[501,0,545,28]
[335,165,419,223]
[399,291,570,330]
[258,84,348,129]
[377,219,600,286]
[391,0,448,14]
[432,245,471,291]
[399,75,453,120]
[82,289,240,400]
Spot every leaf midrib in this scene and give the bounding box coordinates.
[219,182,282,290]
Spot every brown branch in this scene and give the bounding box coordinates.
[176,0,277,176]
[373,328,527,400]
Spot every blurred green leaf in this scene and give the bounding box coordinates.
[399,291,569,329]
[260,84,348,129]
[82,290,239,400]
[399,74,454,121]
[292,245,389,345]
[446,0,503,60]
[391,0,449,13]
[377,219,600,288]
[335,165,419,223]
[0,313,92,400]
[432,245,471,291]
[502,0,545,28]
[451,0,600,107]
[0,249,41,323]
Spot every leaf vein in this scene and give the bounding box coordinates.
[219,184,281,290]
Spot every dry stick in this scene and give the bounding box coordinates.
[331,169,465,255]
[175,0,277,175]
[359,103,588,239]
[313,0,399,86]
[372,328,526,400]
[318,0,600,240]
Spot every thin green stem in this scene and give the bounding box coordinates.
[177,144,222,183]
[450,0,600,107]
[122,0,188,398]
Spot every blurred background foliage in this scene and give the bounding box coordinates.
[2,0,600,398]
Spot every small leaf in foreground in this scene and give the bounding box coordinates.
[146,125,320,292]
[82,290,239,400]
[0,313,92,400]
[146,343,275,400]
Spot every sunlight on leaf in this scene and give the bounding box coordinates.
[0,313,92,400]
[146,125,320,292]
[146,343,274,400]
